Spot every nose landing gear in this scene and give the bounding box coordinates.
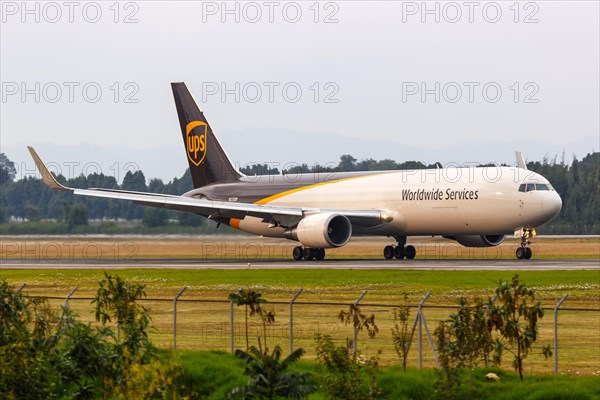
[515,228,535,260]
[383,236,416,260]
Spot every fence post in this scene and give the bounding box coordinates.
[173,286,187,350]
[417,292,431,369]
[353,290,368,360]
[554,294,569,375]
[64,287,78,309]
[230,288,242,353]
[289,288,303,354]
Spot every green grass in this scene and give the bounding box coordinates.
[1,269,598,302]
[170,350,247,399]
[171,350,600,399]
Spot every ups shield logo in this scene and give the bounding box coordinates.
[185,121,207,166]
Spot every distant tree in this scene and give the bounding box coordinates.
[67,204,88,228]
[121,171,147,219]
[312,163,337,173]
[142,207,168,227]
[373,159,398,171]
[0,166,13,186]
[239,163,280,176]
[24,204,41,222]
[121,170,147,192]
[338,154,357,172]
[178,211,204,227]
[398,161,428,170]
[148,178,166,193]
[354,158,376,171]
[169,169,193,194]
[283,163,311,175]
[0,153,16,185]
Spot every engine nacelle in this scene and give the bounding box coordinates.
[284,213,352,248]
[451,234,506,247]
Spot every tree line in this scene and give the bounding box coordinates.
[0,152,598,234]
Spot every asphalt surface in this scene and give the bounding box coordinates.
[1,258,598,270]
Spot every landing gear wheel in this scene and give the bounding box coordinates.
[383,245,394,260]
[303,248,315,261]
[292,246,304,261]
[315,248,326,261]
[394,246,405,259]
[405,245,416,260]
[515,228,536,260]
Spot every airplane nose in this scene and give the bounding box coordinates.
[542,191,562,221]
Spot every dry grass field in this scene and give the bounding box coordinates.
[1,235,599,260]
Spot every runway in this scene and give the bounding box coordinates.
[1,258,598,270]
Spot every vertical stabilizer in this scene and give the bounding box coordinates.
[515,151,528,170]
[171,82,241,188]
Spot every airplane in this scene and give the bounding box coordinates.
[28,82,562,261]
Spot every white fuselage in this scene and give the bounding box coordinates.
[235,167,562,239]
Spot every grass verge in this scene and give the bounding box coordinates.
[172,350,600,399]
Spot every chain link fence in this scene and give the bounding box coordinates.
[32,286,600,376]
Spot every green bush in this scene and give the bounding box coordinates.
[0,277,192,399]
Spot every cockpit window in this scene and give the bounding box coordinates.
[519,183,555,192]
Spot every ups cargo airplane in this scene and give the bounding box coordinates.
[28,82,562,261]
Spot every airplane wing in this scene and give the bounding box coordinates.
[28,147,391,228]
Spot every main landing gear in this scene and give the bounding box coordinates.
[515,228,535,260]
[383,236,416,260]
[292,246,326,261]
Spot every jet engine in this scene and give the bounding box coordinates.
[284,213,352,248]
[450,234,506,247]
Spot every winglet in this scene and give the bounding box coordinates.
[515,151,528,170]
[27,146,72,192]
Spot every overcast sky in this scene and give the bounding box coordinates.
[1,1,598,182]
